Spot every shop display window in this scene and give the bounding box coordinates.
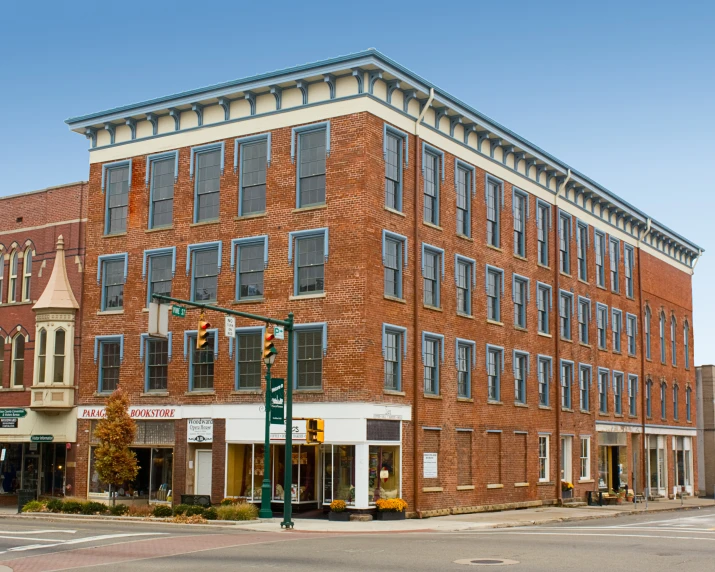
[322,445,355,505]
[368,445,400,503]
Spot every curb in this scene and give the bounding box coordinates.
[1,513,275,530]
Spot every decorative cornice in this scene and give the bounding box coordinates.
[385,80,400,104]
[295,80,308,105]
[323,74,337,99]
[243,92,257,116]
[218,97,231,121]
[146,113,159,135]
[269,85,283,110]
[103,123,116,144]
[124,117,137,140]
[168,108,181,131]
[191,103,204,126]
[368,69,383,94]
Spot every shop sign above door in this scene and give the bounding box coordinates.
[270,419,307,442]
[0,408,27,418]
[187,418,213,443]
[0,419,18,429]
[31,435,54,443]
[78,406,180,419]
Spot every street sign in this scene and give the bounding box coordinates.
[0,419,18,429]
[225,316,236,338]
[172,305,187,318]
[0,409,27,418]
[270,378,285,424]
[30,435,54,443]
[273,325,284,340]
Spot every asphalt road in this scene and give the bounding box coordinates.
[0,508,713,571]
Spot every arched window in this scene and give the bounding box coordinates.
[0,340,4,387]
[22,248,32,302]
[686,386,692,422]
[0,253,4,304]
[644,306,651,360]
[8,251,19,303]
[11,334,25,387]
[660,381,667,419]
[671,316,677,366]
[673,383,679,420]
[37,329,47,383]
[645,379,653,418]
[53,329,66,384]
[659,312,666,364]
[684,321,690,370]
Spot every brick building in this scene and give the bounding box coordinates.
[65,50,701,513]
[0,182,87,501]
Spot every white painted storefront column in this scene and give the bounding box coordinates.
[354,443,370,509]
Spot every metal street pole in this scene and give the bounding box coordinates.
[259,363,273,519]
[281,313,295,529]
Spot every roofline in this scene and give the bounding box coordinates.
[63,48,702,252]
[0,180,88,202]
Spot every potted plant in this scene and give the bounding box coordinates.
[375,498,407,520]
[328,500,350,521]
[561,481,574,500]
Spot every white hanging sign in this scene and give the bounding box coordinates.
[187,418,214,443]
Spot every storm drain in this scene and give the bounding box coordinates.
[454,558,519,566]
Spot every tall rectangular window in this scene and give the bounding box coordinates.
[538,357,550,406]
[296,328,323,389]
[148,253,172,306]
[671,317,677,366]
[487,346,502,402]
[624,245,634,297]
[646,381,652,418]
[612,309,622,352]
[645,307,652,359]
[146,338,168,392]
[579,365,590,411]
[580,437,590,480]
[559,214,571,274]
[559,292,572,340]
[513,276,527,328]
[628,375,638,416]
[594,231,605,287]
[423,336,440,395]
[513,191,526,257]
[660,312,666,364]
[296,235,325,295]
[578,298,590,344]
[597,304,608,349]
[538,435,550,481]
[609,238,620,293]
[192,247,219,302]
[423,151,440,225]
[486,178,501,247]
[627,314,637,355]
[598,369,609,413]
[456,166,471,237]
[661,382,667,419]
[561,361,573,409]
[614,372,623,415]
[105,164,130,235]
[537,283,551,334]
[384,237,403,299]
[240,140,267,215]
[456,258,473,316]
[99,340,121,393]
[100,256,126,311]
[298,129,326,208]
[385,132,402,210]
[673,385,679,420]
[685,322,690,369]
[487,267,503,322]
[514,352,527,404]
[537,202,549,266]
[237,242,264,300]
[457,342,472,398]
[686,387,692,422]
[237,332,261,389]
[423,247,441,308]
[577,222,588,281]
[190,333,215,390]
[384,328,403,391]
[149,157,175,228]
[195,149,221,222]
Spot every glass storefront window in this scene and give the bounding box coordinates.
[149,448,173,502]
[368,445,400,503]
[0,444,23,494]
[89,446,173,501]
[322,445,355,505]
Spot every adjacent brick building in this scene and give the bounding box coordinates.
[65,50,701,513]
[0,182,87,501]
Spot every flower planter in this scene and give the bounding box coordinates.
[375,511,405,521]
[328,511,350,522]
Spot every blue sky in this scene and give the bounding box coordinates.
[2,0,713,362]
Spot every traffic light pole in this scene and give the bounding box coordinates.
[259,361,273,519]
[150,294,295,529]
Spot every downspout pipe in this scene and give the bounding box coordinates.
[553,168,570,505]
[638,217,651,499]
[413,87,433,518]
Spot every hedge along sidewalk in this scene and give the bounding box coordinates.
[8,513,275,528]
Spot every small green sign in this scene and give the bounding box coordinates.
[30,435,54,443]
[270,378,285,424]
[0,409,27,419]
[172,305,187,318]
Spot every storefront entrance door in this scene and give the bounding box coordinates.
[195,450,212,496]
[647,435,666,497]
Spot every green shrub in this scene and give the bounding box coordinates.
[108,504,129,516]
[62,500,83,514]
[81,501,108,515]
[46,499,63,512]
[173,503,190,516]
[22,500,46,513]
[202,507,218,520]
[152,504,173,518]
[216,503,258,521]
[185,505,205,517]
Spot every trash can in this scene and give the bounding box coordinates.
[17,489,37,513]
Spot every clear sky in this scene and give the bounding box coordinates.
[1,0,713,362]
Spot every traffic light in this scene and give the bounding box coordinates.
[263,330,278,363]
[306,418,324,444]
[196,314,211,349]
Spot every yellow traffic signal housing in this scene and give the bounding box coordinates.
[196,315,211,349]
[306,418,324,444]
[263,331,277,362]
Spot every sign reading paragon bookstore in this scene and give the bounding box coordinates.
[187,419,213,443]
[78,406,179,420]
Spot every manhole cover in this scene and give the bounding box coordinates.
[454,558,519,566]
